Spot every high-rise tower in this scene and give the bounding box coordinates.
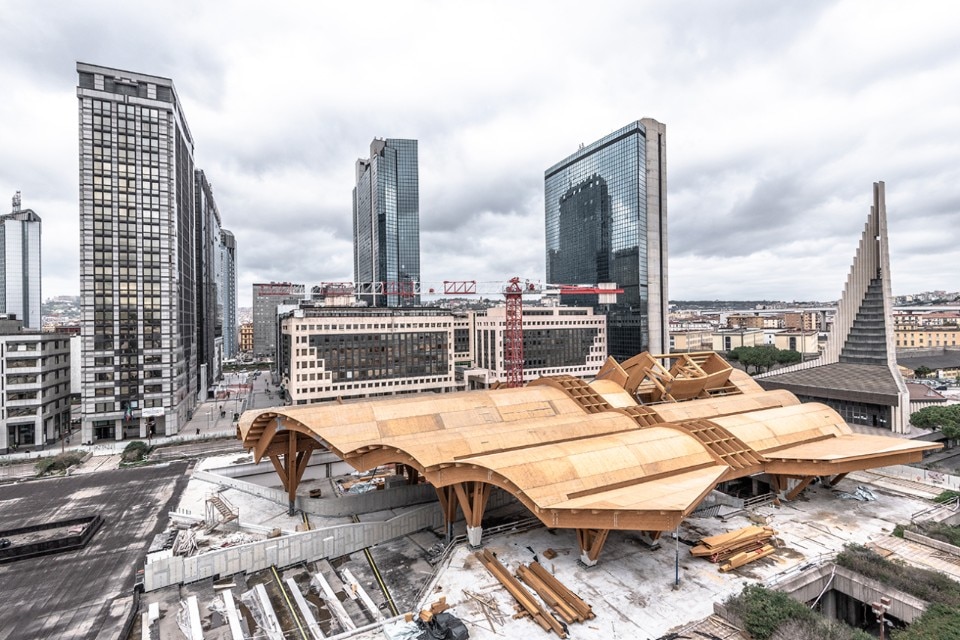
[77,62,197,441]
[352,138,420,307]
[545,119,668,360]
[220,229,238,360]
[0,192,41,329]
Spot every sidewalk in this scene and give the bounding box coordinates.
[1,369,281,463]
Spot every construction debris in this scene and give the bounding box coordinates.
[690,525,778,570]
[464,589,505,631]
[475,549,567,638]
[836,485,878,501]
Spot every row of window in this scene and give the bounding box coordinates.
[294,322,452,332]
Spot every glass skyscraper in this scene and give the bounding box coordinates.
[0,193,41,329]
[352,138,420,307]
[544,119,668,360]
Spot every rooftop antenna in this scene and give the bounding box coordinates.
[12,191,21,213]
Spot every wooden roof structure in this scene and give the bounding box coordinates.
[238,351,940,564]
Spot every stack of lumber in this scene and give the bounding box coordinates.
[719,544,777,572]
[517,562,594,626]
[475,549,567,638]
[690,525,776,570]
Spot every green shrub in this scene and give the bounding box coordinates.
[725,585,815,640]
[34,451,86,476]
[837,544,960,607]
[121,440,152,463]
[892,603,960,640]
[935,490,960,504]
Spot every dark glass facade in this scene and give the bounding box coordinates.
[544,120,667,360]
[308,331,448,382]
[353,138,420,307]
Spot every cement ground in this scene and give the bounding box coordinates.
[127,463,954,640]
[0,461,190,640]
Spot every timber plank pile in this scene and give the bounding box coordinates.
[517,561,594,626]
[476,549,596,638]
[690,525,777,571]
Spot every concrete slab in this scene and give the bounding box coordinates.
[0,462,190,640]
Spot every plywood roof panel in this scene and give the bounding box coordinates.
[239,350,943,536]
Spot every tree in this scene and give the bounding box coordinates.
[731,345,781,375]
[910,405,960,438]
[914,365,933,379]
[776,349,803,366]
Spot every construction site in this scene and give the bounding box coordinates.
[104,349,959,639]
[3,346,959,639]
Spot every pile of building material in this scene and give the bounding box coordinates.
[690,525,777,571]
[475,549,568,638]
[475,550,597,638]
[517,561,594,626]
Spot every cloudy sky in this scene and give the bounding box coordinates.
[2,0,958,307]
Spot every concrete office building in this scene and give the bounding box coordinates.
[194,171,236,397]
[278,303,458,405]
[77,62,198,441]
[0,317,72,453]
[0,192,41,329]
[238,322,253,355]
[353,138,420,307]
[545,119,668,360]
[469,306,607,386]
[252,282,305,361]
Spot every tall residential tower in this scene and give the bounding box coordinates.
[352,138,420,307]
[77,62,197,441]
[0,192,41,329]
[545,119,668,360]
[220,229,238,360]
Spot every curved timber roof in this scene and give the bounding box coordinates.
[238,351,940,534]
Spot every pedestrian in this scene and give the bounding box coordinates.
[196,427,200,435]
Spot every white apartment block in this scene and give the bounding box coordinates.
[77,62,198,442]
[280,306,460,405]
[0,321,72,453]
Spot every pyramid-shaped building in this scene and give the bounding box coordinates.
[757,182,911,433]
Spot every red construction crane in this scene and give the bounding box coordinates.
[312,278,622,388]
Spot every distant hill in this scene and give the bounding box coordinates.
[670,300,833,310]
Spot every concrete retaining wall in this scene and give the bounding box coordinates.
[143,503,442,592]
[198,464,518,518]
[904,529,960,557]
[207,455,350,479]
[872,464,960,491]
[770,563,927,624]
[193,470,442,516]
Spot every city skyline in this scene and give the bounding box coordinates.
[2,2,959,307]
